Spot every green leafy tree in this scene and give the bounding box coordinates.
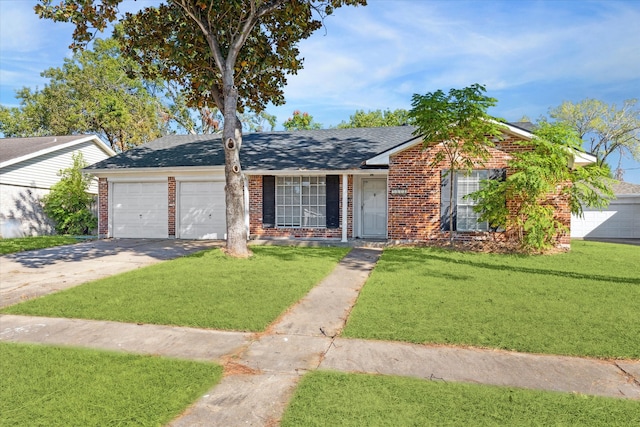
[549,98,640,177]
[408,84,505,244]
[42,153,98,235]
[37,0,366,257]
[0,38,166,150]
[241,111,277,132]
[337,108,412,128]
[469,122,613,252]
[283,110,322,130]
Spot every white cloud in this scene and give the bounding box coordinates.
[276,0,640,125]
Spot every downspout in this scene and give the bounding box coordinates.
[342,173,348,243]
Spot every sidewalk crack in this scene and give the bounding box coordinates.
[614,362,640,388]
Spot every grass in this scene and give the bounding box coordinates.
[342,240,640,359]
[281,371,640,426]
[0,342,222,427]
[0,235,83,254]
[1,246,349,331]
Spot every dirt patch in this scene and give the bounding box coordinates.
[222,360,261,376]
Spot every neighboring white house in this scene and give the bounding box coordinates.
[571,181,640,239]
[0,135,115,237]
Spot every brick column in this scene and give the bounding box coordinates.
[98,178,109,238]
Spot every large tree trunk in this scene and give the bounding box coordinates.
[222,82,251,258]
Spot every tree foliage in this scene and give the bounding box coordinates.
[469,122,613,252]
[0,38,165,151]
[337,108,412,128]
[42,152,98,235]
[283,110,322,130]
[36,0,366,257]
[408,84,505,244]
[241,111,277,133]
[549,98,640,176]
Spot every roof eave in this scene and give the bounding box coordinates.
[0,135,115,169]
[84,165,226,177]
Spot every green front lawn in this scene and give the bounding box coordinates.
[0,343,222,427]
[0,235,83,254]
[1,246,349,331]
[281,371,640,426]
[343,241,640,359]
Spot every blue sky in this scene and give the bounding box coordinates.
[1,0,640,183]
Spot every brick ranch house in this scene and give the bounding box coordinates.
[85,124,594,247]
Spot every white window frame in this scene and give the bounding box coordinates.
[456,170,489,232]
[276,176,326,228]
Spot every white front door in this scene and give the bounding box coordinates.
[362,178,387,237]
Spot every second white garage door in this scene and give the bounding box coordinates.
[178,181,226,239]
[112,182,168,238]
[571,198,640,238]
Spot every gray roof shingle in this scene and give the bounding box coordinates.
[85,126,420,172]
[0,135,92,164]
[612,181,640,195]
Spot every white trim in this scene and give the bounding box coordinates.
[572,151,597,167]
[364,122,534,167]
[498,121,534,139]
[105,176,168,183]
[1,135,115,169]
[364,138,422,166]
[174,174,225,182]
[341,173,348,242]
[87,165,225,177]
[244,169,387,177]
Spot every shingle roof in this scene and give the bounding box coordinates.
[85,126,420,172]
[0,135,91,164]
[509,121,536,132]
[612,181,640,195]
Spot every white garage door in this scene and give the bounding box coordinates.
[571,199,640,238]
[178,181,226,239]
[112,182,168,238]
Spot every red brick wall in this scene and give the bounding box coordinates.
[98,177,108,237]
[168,177,176,237]
[387,136,572,247]
[248,174,352,239]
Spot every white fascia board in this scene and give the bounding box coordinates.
[0,135,114,169]
[85,165,225,178]
[572,151,597,166]
[244,169,388,176]
[497,121,533,140]
[364,139,423,166]
[364,123,532,167]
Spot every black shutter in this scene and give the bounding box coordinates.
[489,168,506,181]
[440,170,457,231]
[262,175,275,228]
[326,175,340,228]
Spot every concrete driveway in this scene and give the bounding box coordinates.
[0,239,222,308]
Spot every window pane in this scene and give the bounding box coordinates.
[275,175,327,228]
[456,170,489,232]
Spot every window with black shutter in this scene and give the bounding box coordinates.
[440,169,505,231]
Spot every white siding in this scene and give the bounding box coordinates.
[0,184,55,236]
[0,142,109,194]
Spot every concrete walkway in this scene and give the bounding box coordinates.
[1,247,639,426]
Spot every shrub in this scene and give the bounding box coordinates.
[42,152,97,235]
